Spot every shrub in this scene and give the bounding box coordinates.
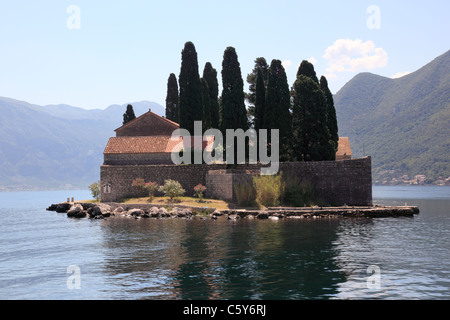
[132,178,146,195]
[145,181,159,202]
[194,183,207,201]
[89,181,100,201]
[281,173,315,207]
[234,180,256,207]
[253,174,282,207]
[159,179,185,203]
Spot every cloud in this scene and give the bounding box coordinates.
[323,39,388,76]
[307,56,318,65]
[282,60,292,70]
[391,71,411,79]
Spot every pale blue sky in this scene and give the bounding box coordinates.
[0,0,449,109]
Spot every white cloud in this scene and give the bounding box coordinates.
[391,71,411,79]
[307,56,318,65]
[282,60,292,70]
[323,39,388,77]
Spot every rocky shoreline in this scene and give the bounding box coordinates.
[46,202,420,220]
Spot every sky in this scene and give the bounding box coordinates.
[0,0,449,110]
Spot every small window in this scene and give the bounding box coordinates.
[103,184,111,194]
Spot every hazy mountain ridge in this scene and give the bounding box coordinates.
[0,98,164,191]
[334,50,450,185]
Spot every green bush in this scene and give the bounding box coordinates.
[281,173,315,207]
[234,180,256,207]
[252,174,282,207]
[89,181,100,201]
[159,179,185,203]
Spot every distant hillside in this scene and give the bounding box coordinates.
[334,50,450,185]
[0,98,164,191]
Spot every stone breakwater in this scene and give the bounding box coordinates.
[46,202,420,220]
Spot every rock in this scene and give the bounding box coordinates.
[74,211,87,218]
[177,208,192,218]
[128,208,144,217]
[158,207,169,217]
[56,203,71,213]
[67,204,83,218]
[46,204,58,211]
[150,207,160,217]
[113,206,125,213]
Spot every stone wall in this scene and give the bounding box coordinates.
[104,153,173,165]
[101,157,372,206]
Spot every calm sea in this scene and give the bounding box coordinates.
[0,186,449,300]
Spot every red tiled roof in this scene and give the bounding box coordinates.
[104,136,215,154]
[336,137,352,156]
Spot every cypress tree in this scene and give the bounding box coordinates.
[201,78,212,131]
[165,73,179,123]
[178,41,202,134]
[221,47,248,164]
[254,67,266,132]
[265,59,292,161]
[297,60,319,84]
[202,62,220,129]
[220,46,248,132]
[292,75,334,161]
[246,57,269,126]
[123,104,136,125]
[320,76,339,154]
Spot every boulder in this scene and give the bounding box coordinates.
[56,203,71,213]
[67,204,83,218]
[128,208,144,217]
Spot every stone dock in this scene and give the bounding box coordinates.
[46,202,420,220]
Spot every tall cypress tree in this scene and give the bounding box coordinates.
[320,76,339,154]
[220,47,248,132]
[292,75,334,161]
[201,78,212,130]
[202,62,220,129]
[254,67,266,132]
[246,57,269,126]
[165,73,179,123]
[265,59,292,161]
[297,60,319,84]
[123,104,136,125]
[178,41,202,134]
[221,47,248,164]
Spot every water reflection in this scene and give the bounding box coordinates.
[99,217,347,300]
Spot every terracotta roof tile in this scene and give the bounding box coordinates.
[104,136,215,154]
[336,137,352,156]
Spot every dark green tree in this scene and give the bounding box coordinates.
[221,47,248,163]
[178,41,202,134]
[165,73,179,123]
[297,60,319,84]
[220,46,248,132]
[254,66,266,132]
[201,78,212,130]
[292,75,335,161]
[202,62,220,129]
[123,104,136,125]
[246,57,269,124]
[320,76,339,154]
[265,59,292,161]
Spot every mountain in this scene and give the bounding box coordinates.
[334,50,450,185]
[0,98,164,191]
